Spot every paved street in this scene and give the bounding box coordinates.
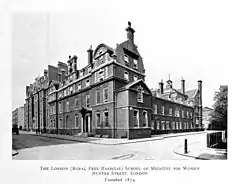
[12,133,207,160]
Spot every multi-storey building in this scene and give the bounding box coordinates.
[202,107,213,129]
[12,106,24,129]
[24,22,203,139]
[24,63,68,132]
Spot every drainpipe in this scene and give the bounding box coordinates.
[113,91,117,138]
[56,92,58,134]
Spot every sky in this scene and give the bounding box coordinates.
[11,0,235,111]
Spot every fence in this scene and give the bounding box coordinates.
[207,131,225,148]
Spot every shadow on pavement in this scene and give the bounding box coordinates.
[12,134,81,150]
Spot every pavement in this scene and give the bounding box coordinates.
[19,130,208,145]
[173,139,227,160]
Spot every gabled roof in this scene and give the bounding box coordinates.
[203,107,214,111]
[185,89,198,99]
[117,79,152,94]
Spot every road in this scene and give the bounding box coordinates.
[12,133,206,160]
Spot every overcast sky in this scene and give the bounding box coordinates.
[11,0,236,110]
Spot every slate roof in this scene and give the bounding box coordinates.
[185,89,198,99]
[117,79,152,94]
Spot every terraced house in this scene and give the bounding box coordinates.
[24,22,203,139]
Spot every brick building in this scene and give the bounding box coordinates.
[24,22,203,139]
[12,106,24,130]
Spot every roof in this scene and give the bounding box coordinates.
[203,107,214,111]
[185,89,198,98]
[117,79,152,94]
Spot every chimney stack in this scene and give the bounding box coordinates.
[73,55,78,72]
[126,21,135,44]
[68,55,73,74]
[87,45,93,65]
[44,69,48,79]
[158,79,164,94]
[61,69,66,82]
[181,77,185,94]
[198,80,202,107]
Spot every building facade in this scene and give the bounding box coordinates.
[12,106,24,129]
[24,22,203,139]
[202,107,214,129]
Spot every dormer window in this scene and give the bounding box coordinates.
[124,55,129,63]
[133,59,138,69]
[137,87,143,103]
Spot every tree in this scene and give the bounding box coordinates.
[210,85,228,130]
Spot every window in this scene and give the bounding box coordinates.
[124,55,129,63]
[69,75,73,82]
[59,118,62,129]
[88,66,91,73]
[58,92,62,99]
[133,59,138,69]
[142,111,148,127]
[96,113,100,127]
[151,121,155,130]
[104,111,109,126]
[176,122,179,130]
[133,110,139,127]
[124,71,129,81]
[86,80,90,87]
[166,121,170,130]
[66,101,69,112]
[75,115,79,128]
[99,69,104,81]
[50,120,53,128]
[190,112,193,119]
[154,104,158,114]
[161,106,165,114]
[65,116,68,129]
[53,120,56,128]
[182,110,184,118]
[172,122,175,130]
[169,108,172,116]
[75,99,79,109]
[53,105,55,114]
[78,83,82,91]
[156,121,160,130]
[105,67,108,78]
[80,70,83,77]
[161,121,165,130]
[64,89,67,96]
[186,111,189,118]
[58,103,62,113]
[96,91,101,104]
[137,88,143,103]
[86,95,90,107]
[70,86,73,94]
[73,84,75,93]
[134,75,138,81]
[103,88,108,102]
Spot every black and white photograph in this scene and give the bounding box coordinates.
[1,0,239,183]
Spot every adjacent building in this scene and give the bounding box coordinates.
[202,106,214,129]
[24,22,203,139]
[12,106,24,130]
